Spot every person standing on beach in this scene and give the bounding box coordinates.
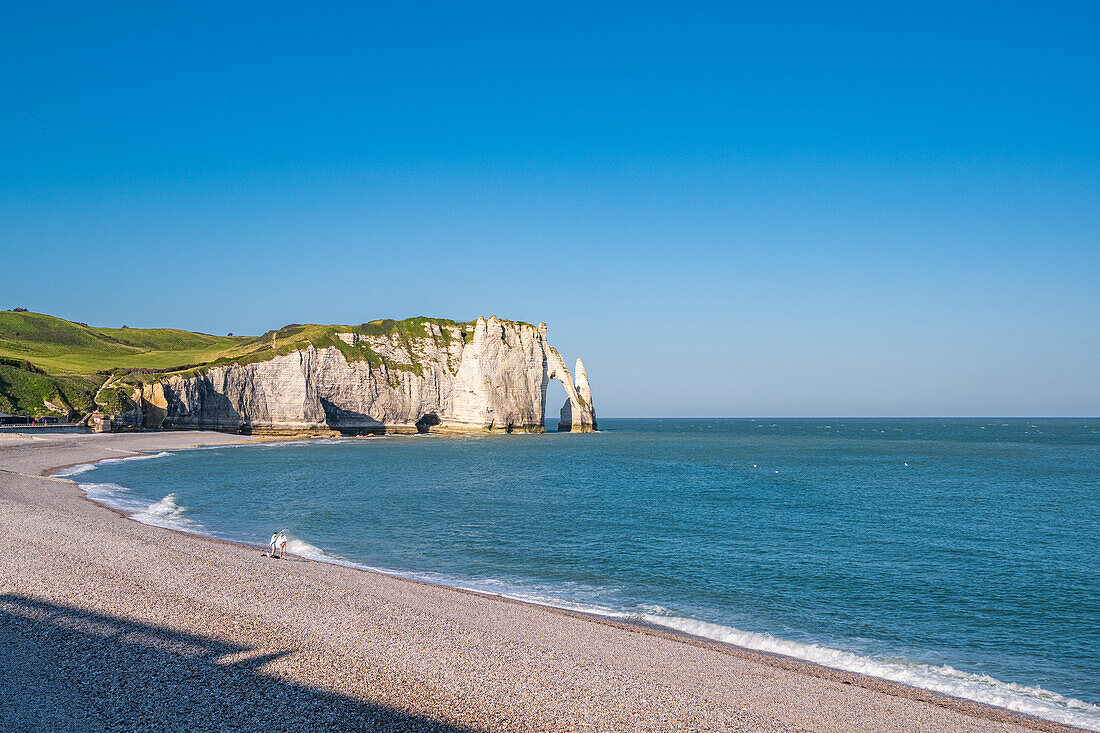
[269,532,278,557]
[278,531,287,559]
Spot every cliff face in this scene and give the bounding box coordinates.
[135,316,596,434]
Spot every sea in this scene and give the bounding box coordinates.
[56,418,1100,730]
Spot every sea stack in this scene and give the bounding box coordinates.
[557,357,597,433]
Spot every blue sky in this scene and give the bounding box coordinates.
[3,1,1098,416]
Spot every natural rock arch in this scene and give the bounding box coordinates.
[538,323,596,432]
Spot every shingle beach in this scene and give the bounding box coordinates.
[0,431,1085,732]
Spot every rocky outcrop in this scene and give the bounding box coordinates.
[138,383,168,429]
[558,358,596,432]
[110,388,144,429]
[135,317,596,434]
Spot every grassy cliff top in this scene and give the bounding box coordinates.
[0,311,249,374]
[0,311,538,416]
[3,311,534,377]
[166,318,472,380]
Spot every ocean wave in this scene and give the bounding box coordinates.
[635,614,1100,731]
[79,481,140,511]
[130,493,198,531]
[55,452,203,533]
[53,451,173,478]
[98,451,173,465]
[255,541,637,619]
[284,538,332,560]
[78,481,203,535]
[296,564,1098,727]
[405,578,1100,729]
[54,463,97,477]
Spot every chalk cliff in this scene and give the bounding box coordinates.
[131,317,596,434]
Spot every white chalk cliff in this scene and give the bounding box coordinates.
[133,317,596,434]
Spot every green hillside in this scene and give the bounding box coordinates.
[0,310,251,418]
[0,358,98,417]
[0,311,248,374]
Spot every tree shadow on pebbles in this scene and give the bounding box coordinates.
[0,594,479,732]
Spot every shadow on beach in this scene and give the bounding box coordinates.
[0,594,479,733]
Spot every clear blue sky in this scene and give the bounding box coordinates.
[3,1,1098,416]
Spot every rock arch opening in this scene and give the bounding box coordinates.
[544,378,568,431]
[540,338,596,433]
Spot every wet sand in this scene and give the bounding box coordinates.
[0,431,1085,732]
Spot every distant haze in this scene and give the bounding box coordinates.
[4,3,1097,416]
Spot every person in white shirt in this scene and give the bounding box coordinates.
[278,531,288,559]
[269,532,279,557]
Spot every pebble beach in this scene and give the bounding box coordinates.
[0,431,1086,733]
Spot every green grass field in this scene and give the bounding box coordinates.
[0,311,252,416]
[0,311,249,373]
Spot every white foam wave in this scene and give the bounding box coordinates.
[97,451,173,466]
[78,481,201,534]
[54,451,202,533]
[130,493,197,531]
[53,451,173,478]
[284,538,331,560]
[54,463,97,477]
[133,494,196,532]
[80,482,141,511]
[635,614,1100,731]
[638,603,672,614]
[496,591,633,619]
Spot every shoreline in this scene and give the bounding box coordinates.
[51,450,1090,730]
[1,430,1090,732]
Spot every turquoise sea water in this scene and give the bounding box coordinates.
[63,419,1100,729]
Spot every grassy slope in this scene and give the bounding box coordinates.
[0,311,248,416]
[0,358,99,417]
[0,311,249,373]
